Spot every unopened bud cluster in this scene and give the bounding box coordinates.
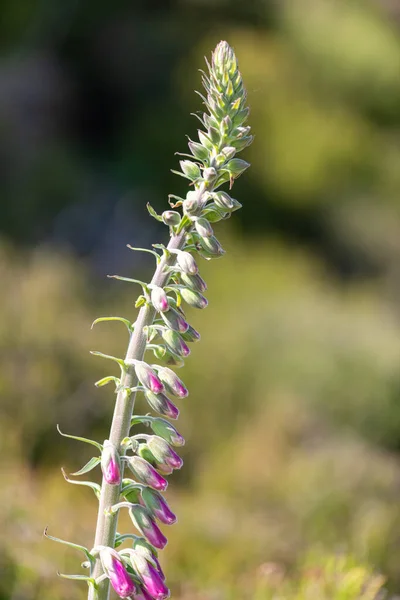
[48,40,252,600]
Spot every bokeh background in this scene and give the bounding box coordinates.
[2,0,400,598]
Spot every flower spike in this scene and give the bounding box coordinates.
[50,40,252,600]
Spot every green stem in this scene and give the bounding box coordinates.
[88,185,207,600]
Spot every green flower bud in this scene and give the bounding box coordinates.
[180,160,201,181]
[188,140,209,161]
[175,250,198,275]
[224,158,250,179]
[180,288,208,309]
[181,324,201,343]
[198,235,225,257]
[161,211,181,227]
[195,218,213,238]
[161,329,190,357]
[180,272,207,293]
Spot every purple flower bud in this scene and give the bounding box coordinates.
[129,505,168,549]
[134,589,153,600]
[151,287,169,313]
[181,324,201,343]
[130,552,170,599]
[147,436,183,470]
[141,487,177,525]
[127,456,168,491]
[161,308,189,333]
[180,288,208,309]
[134,361,164,394]
[99,547,137,598]
[161,329,190,358]
[150,418,185,447]
[101,440,121,485]
[180,272,207,293]
[144,391,179,420]
[155,366,188,398]
[175,250,198,275]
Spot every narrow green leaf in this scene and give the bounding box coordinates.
[146,202,163,222]
[44,527,94,562]
[61,468,101,499]
[127,245,160,263]
[57,425,103,452]
[107,275,149,292]
[71,456,101,476]
[90,351,126,370]
[94,376,120,388]
[91,316,133,333]
[58,572,96,584]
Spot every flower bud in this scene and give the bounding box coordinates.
[141,487,177,525]
[101,440,121,485]
[212,191,235,210]
[134,588,153,600]
[198,235,225,257]
[147,436,183,470]
[161,211,181,227]
[195,217,213,238]
[150,418,185,446]
[150,286,169,312]
[161,308,189,333]
[203,166,217,182]
[161,329,190,357]
[181,324,201,343]
[129,505,168,549]
[152,345,184,367]
[127,456,168,491]
[179,160,201,181]
[175,250,198,274]
[129,552,170,599]
[124,485,141,505]
[188,140,209,161]
[144,391,179,420]
[180,288,208,309]
[134,361,164,394]
[180,272,207,293]
[221,145,236,160]
[225,158,249,179]
[99,547,137,598]
[155,366,188,398]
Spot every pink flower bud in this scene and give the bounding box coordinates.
[101,440,121,485]
[151,287,169,313]
[180,271,207,292]
[161,308,189,333]
[129,505,168,549]
[147,436,183,470]
[180,288,208,309]
[127,456,168,491]
[134,588,153,600]
[155,366,188,398]
[130,552,170,599]
[99,547,137,598]
[144,391,179,420]
[134,361,164,394]
[141,487,177,525]
[161,329,190,358]
[181,324,201,343]
[150,418,185,446]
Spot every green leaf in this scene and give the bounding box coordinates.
[57,572,96,584]
[71,456,101,476]
[91,316,133,333]
[44,527,94,562]
[61,468,101,499]
[135,295,146,308]
[90,351,126,370]
[146,202,163,222]
[107,275,149,292]
[94,376,120,388]
[127,245,160,263]
[57,425,103,452]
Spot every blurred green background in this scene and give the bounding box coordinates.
[2,0,400,598]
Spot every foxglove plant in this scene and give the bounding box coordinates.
[46,41,252,600]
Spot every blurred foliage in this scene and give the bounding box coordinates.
[2,0,400,598]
